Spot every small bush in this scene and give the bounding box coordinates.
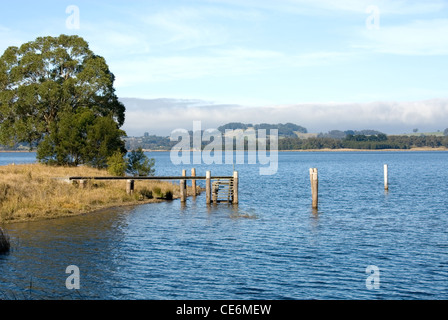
[152,187,162,196]
[139,187,153,200]
[91,182,106,189]
[107,151,127,176]
[164,191,173,200]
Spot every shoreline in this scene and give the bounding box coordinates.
[2,147,447,153]
[277,147,448,152]
[0,163,195,225]
[3,197,166,225]
[148,147,448,152]
[2,192,200,225]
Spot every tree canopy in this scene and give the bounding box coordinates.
[0,35,126,167]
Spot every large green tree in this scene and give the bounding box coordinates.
[0,34,126,166]
[37,108,126,167]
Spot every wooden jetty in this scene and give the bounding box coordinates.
[69,170,239,205]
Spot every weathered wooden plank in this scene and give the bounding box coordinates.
[69,176,232,181]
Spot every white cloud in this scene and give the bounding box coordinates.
[299,0,446,15]
[111,47,354,90]
[134,5,261,51]
[207,0,446,15]
[355,19,448,55]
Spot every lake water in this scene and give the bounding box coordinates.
[0,151,447,300]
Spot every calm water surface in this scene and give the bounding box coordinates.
[0,151,447,299]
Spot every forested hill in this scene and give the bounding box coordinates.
[217,122,307,137]
[121,126,448,151]
[278,134,448,150]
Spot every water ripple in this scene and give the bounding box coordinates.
[1,152,448,299]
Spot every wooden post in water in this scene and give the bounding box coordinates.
[126,179,134,195]
[212,183,218,204]
[233,171,239,205]
[191,168,197,196]
[310,168,318,209]
[384,164,389,191]
[206,171,211,205]
[180,169,187,202]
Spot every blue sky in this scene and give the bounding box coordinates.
[1,0,448,134]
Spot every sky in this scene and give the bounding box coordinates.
[1,0,448,135]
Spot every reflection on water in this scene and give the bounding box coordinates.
[1,151,448,299]
[0,207,133,299]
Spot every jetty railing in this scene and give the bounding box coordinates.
[68,170,239,205]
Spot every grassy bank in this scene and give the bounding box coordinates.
[0,164,196,224]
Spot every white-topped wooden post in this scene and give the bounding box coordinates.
[180,169,187,202]
[310,168,318,209]
[191,168,197,196]
[206,171,211,205]
[384,164,389,191]
[233,171,239,205]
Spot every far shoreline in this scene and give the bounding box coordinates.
[277,147,448,152]
[148,147,448,152]
[2,147,447,154]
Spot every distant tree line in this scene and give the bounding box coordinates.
[317,129,385,139]
[123,132,448,151]
[125,134,176,151]
[124,123,309,150]
[278,134,448,150]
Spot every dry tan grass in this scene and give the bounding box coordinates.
[0,164,196,224]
